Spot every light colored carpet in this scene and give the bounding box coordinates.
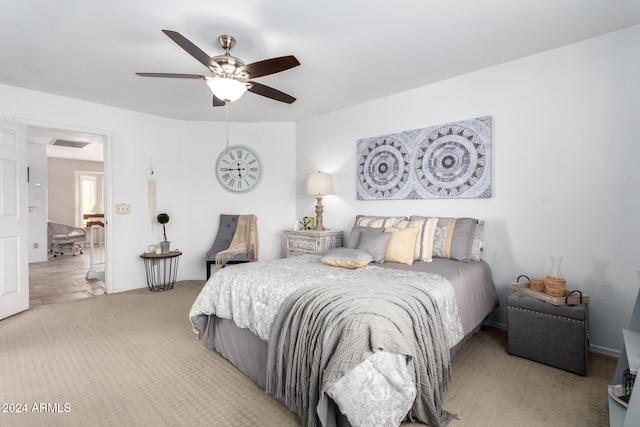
[1,280,615,426]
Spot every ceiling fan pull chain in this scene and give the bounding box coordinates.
[225,103,230,151]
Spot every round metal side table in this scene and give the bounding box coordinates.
[140,251,182,292]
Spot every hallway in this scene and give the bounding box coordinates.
[29,252,104,308]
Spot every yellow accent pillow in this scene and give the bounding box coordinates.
[383,227,420,265]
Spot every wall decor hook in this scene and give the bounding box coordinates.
[145,166,156,181]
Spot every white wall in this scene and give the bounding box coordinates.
[27,142,47,262]
[179,121,296,279]
[296,25,640,355]
[1,85,296,293]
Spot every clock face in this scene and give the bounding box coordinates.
[215,145,263,193]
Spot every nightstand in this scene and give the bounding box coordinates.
[282,229,343,258]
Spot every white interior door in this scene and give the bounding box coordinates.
[0,120,28,319]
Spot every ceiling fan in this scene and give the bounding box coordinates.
[136,30,300,106]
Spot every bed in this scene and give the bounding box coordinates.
[189,215,499,427]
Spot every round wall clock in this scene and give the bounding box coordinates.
[215,145,263,193]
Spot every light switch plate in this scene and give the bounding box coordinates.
[115,203,131,215]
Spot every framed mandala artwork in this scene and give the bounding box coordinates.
[356,116,492,200]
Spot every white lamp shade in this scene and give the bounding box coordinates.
[206,77,247,102]
[91,203,104,214]
[306,172,333,195]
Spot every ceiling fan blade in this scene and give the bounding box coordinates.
[213,95,226,107]
[238,55,300,79]
[247,81,296,104]
[161,30,224,73]
[136,73,206,79]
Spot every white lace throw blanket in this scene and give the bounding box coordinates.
[188,255,463,427]
[267,281,456,427]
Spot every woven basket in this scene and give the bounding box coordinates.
[545,276,567,297]
[530,278,545,292]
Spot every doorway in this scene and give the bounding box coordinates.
[26,122,112,301]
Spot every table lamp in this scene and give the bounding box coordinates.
[306,171,333,231]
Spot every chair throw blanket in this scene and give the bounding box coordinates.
[215,214,259,269]
[266,281,454,427]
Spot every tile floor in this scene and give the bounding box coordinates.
[29,251,105,308]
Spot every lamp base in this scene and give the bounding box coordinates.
[314,196,325,231]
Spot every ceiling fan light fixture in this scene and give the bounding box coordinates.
[206,77,247,102]
[138,30,299,105]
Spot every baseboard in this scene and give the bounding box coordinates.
[589,345,620,358]
[485,320,506,330]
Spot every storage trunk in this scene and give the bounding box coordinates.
[507,292,589,376]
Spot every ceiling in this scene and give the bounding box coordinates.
[28,127,105,162]
[3,0,640,123]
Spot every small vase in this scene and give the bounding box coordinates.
[545,256,566,297]
[160,241,170,254]
[546,256,564,280]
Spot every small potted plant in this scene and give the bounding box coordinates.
[157,213,171,253]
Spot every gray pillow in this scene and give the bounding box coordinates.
[347,225,383,249]
[356,230,392,264]
[321,248,374,269]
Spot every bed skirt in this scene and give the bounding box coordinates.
[207,315,481,426]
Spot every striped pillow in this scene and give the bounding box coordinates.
[411,216,480,262]
[355,215,406,228]
[395,218,438,262]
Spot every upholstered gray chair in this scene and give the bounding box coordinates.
[205,214,255,279]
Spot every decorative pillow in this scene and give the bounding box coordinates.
[346,225,383,249]
[411,216,479,262]
[321,248,374,269]
[469,220,485,261]
[356,230,392,264]
[394,217,438,262]
[355,215,406,229]
[383,227,420,265]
